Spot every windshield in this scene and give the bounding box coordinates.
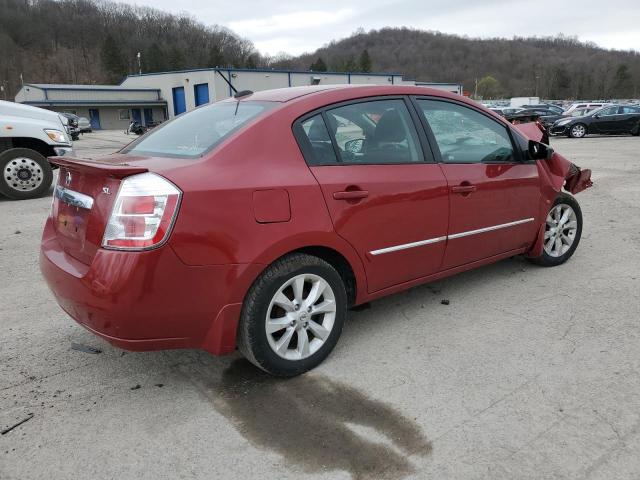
[123,100,276,158]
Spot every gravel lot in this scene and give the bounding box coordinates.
[1,131,639,479]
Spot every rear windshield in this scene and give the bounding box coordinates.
[123,100,276,158]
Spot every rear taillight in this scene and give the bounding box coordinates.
[102,173,181,250]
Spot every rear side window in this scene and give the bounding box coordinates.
[325,100,423,164]
[417,100,515,164]
[299,115,339,165]
[621,106,640,114]
[123,101,276,159]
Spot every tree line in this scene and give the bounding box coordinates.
[1,1,639,101]
[0,0,259,98]
[288,28,640,100]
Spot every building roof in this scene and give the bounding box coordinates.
[25,84,159,92]
[120,66,404,83]
[21,100,167,107]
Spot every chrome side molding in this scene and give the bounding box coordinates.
[370,218,535,256]
[370,236,447,256]
[55,185,94,210]
[447,218,535,240]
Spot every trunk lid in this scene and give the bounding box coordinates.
[48,156,149,265]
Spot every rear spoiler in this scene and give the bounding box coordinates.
[48,156,148,179]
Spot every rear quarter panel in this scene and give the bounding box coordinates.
[165,106,368,299]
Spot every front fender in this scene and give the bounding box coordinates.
[526,152,592,258]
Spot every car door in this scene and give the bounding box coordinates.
[294,98,449,293]
[619,106,640,133]
[414,98,541,269]
[590,106,619,133]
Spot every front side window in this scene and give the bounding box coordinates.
[323,99,423,164]
[597,106,618,116]
[417,100,515,163]
[123,100,275,159]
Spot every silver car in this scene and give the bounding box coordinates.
[77,116,92,133]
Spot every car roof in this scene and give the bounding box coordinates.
[239,84,467,104]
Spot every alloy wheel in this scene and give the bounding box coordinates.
[265,273,336,361]
[571,124,586,138]
[544,204,578,257]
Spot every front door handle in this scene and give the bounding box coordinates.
[451,184,477,194]
[333,190,369,200]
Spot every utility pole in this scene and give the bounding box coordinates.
[137,52,142,75]
[535,73,540,97]
[474,78,478,99]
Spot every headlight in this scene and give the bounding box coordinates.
[554,118,571,126]
[44,129,69,144]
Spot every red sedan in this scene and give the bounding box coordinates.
[40,85,592,376]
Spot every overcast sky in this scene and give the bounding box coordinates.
[131,0,640,56]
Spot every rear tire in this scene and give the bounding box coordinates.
[569,123,587,138]
[237,253,347,376]
[0,148,53,200]
[528,193,582,267]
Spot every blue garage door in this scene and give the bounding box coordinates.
[172,87,186,115]
[131,108,142,124]
[143,108,153,125]
[89,109,101,130]
[194,83,210,106]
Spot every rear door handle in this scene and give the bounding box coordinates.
[333,190,369,200]
[451,184,477,194]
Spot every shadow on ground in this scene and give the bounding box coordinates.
[183,359,432,480]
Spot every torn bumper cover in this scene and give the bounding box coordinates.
[564,163,593,195]
[513,122,593,195]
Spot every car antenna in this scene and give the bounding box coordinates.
[234,90,253,99]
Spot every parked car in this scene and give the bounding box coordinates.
[521,104,564,115]
[517,107,564,129]
[564,102,610,115]
[78,116,92,133]
[0,100,73,199]
[567,107,598,117]
[40,85,592,376]
[489,107,523,116]
[60,113,81,140]
[550,104,640,138]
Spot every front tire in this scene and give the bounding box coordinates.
[569,123,587,138]
[238,253,347,376]
[0,148,53,200]
[528,193,583,267]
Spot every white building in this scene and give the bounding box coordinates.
[15,68,463,129]
[14,84,166,130]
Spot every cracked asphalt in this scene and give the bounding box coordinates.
[1,131,639,479]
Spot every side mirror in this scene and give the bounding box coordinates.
[344,138,364,154]
[528,140,554,160]
[594,114,600,118]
